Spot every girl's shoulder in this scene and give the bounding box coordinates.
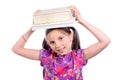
[40,48,52,57]
[39,48,53,66]
[73,49,84,56]
[72,49,87,66]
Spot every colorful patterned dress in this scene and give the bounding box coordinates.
[40,49,87,80]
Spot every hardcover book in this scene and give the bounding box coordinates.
[32,7,76,30]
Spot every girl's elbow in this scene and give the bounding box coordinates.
[104,38,111,46]
[12,46,21,54]
[12,47,17,53]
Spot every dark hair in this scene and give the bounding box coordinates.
[42,27,81,50]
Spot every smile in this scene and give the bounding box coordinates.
[57,47,65,53]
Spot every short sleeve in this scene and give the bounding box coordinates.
[39,49,52,66]
[77,49,87,66]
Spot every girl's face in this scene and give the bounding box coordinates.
[46,29,73,55]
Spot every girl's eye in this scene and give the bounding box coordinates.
[59,37,63,40]
[50,41,55,44]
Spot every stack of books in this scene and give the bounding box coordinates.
[32,7,76,30]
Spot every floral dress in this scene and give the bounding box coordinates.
[40,49,87,80]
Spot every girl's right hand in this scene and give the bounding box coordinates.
[33,9,40,14]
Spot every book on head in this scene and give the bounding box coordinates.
[32,7,76,30]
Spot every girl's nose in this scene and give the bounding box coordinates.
[55,41,61,48]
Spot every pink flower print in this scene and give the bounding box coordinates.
[45,77,50,80]
[68,69,74,76]
[75,56,81,68]
[68,64,72,68]
[42,57,49,65]
[55,66,66,74]
[49,63,53,68]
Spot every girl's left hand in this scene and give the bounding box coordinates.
[69,6,84,23]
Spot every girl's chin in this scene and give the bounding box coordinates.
[59,52,66,55]
[57,51,71,56]
[56,51,66,55]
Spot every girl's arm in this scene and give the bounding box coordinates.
[12,28,40,60]
[70,6,111,60]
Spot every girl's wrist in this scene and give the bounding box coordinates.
[77,18,85,25]
[22,27,34,42]
[22,35,27,42]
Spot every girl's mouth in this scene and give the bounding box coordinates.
[57,47,65,53]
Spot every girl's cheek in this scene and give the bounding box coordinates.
[64,39,70,44]
[50,45,55,50]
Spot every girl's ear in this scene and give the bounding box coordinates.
[69,29,74,41]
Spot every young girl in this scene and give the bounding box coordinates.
[12,6,110,80]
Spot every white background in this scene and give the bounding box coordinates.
[0,0,119,80]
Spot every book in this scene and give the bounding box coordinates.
[32,7,76,30]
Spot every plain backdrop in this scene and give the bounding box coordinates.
[0,0,119,80]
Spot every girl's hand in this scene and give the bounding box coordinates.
[33,9,40,14]
[69,6,84,24]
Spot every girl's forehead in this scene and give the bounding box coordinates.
[46,29,68,39]
[48,29,67,35]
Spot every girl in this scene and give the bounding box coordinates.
[12,6,110,80]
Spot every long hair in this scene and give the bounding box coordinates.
[42,27,81,50]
